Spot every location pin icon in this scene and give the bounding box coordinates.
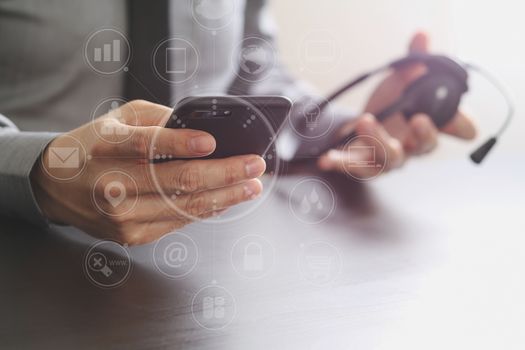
[104,181,126,207]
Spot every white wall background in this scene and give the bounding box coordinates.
[270,0,524,158]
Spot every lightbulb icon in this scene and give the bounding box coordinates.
[304,103,321,131]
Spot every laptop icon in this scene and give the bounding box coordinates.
[347,145,381,168]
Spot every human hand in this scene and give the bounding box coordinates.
[318,32,477,177]
[31,100,266,245]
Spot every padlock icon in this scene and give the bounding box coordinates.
[243,242,264,272]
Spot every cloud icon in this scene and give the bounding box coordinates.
[195,0,234,21]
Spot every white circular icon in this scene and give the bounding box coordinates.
[232,37,276,83]
[152,38,199,84]
[288,98,335,140]
[297,241,342,286]
[289,178,336,225]
[84,28,131,75]
[40,134,88,182]
[91,97,137,144]
[341,134,388,182]
[191,0,236,31]
[92,171,138,217]
[231,234,275,279]
[84,240,132,288]
[191,283,236,330]
[153,232,199,279]
[298,29,342,74]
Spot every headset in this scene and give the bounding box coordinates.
[305,53,514,164]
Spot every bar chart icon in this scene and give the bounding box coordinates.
[94,40,121,62]
[85,29,130,74]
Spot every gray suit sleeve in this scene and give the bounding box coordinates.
[228,0,358,161]
[0,114,58,226]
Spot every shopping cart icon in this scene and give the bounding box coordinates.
[305,255,333,281]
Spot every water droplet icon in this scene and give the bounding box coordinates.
[300,195,311,214]
[310,188,319,203]
[310,188,323,210]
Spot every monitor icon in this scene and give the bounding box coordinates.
[305,40,335,63]
[347,145,381,168]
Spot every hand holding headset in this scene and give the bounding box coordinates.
[308,53,514,164]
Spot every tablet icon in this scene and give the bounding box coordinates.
[166,47,187,74]
[152,38,199,84]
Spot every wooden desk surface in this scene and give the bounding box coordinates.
[1,154,524,349]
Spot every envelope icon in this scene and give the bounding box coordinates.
[48,147,79,169]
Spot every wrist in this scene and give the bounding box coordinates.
[29,146,62,224]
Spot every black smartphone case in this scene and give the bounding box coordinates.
[165,96,292,159]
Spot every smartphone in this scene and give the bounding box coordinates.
[165,95,292,159]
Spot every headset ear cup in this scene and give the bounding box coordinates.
[398,73,467,128]
[390,54,469,83]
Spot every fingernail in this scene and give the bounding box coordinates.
[415,123,428,139]
[244,180,262,199]
[414,121,435,152]
[327,150,341,161]
[245,157,266,177]
[362,113,376,122]
[360,114,377,134]
[317,156,331,171]
[212,208,228,217]
[188,135,215,154]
